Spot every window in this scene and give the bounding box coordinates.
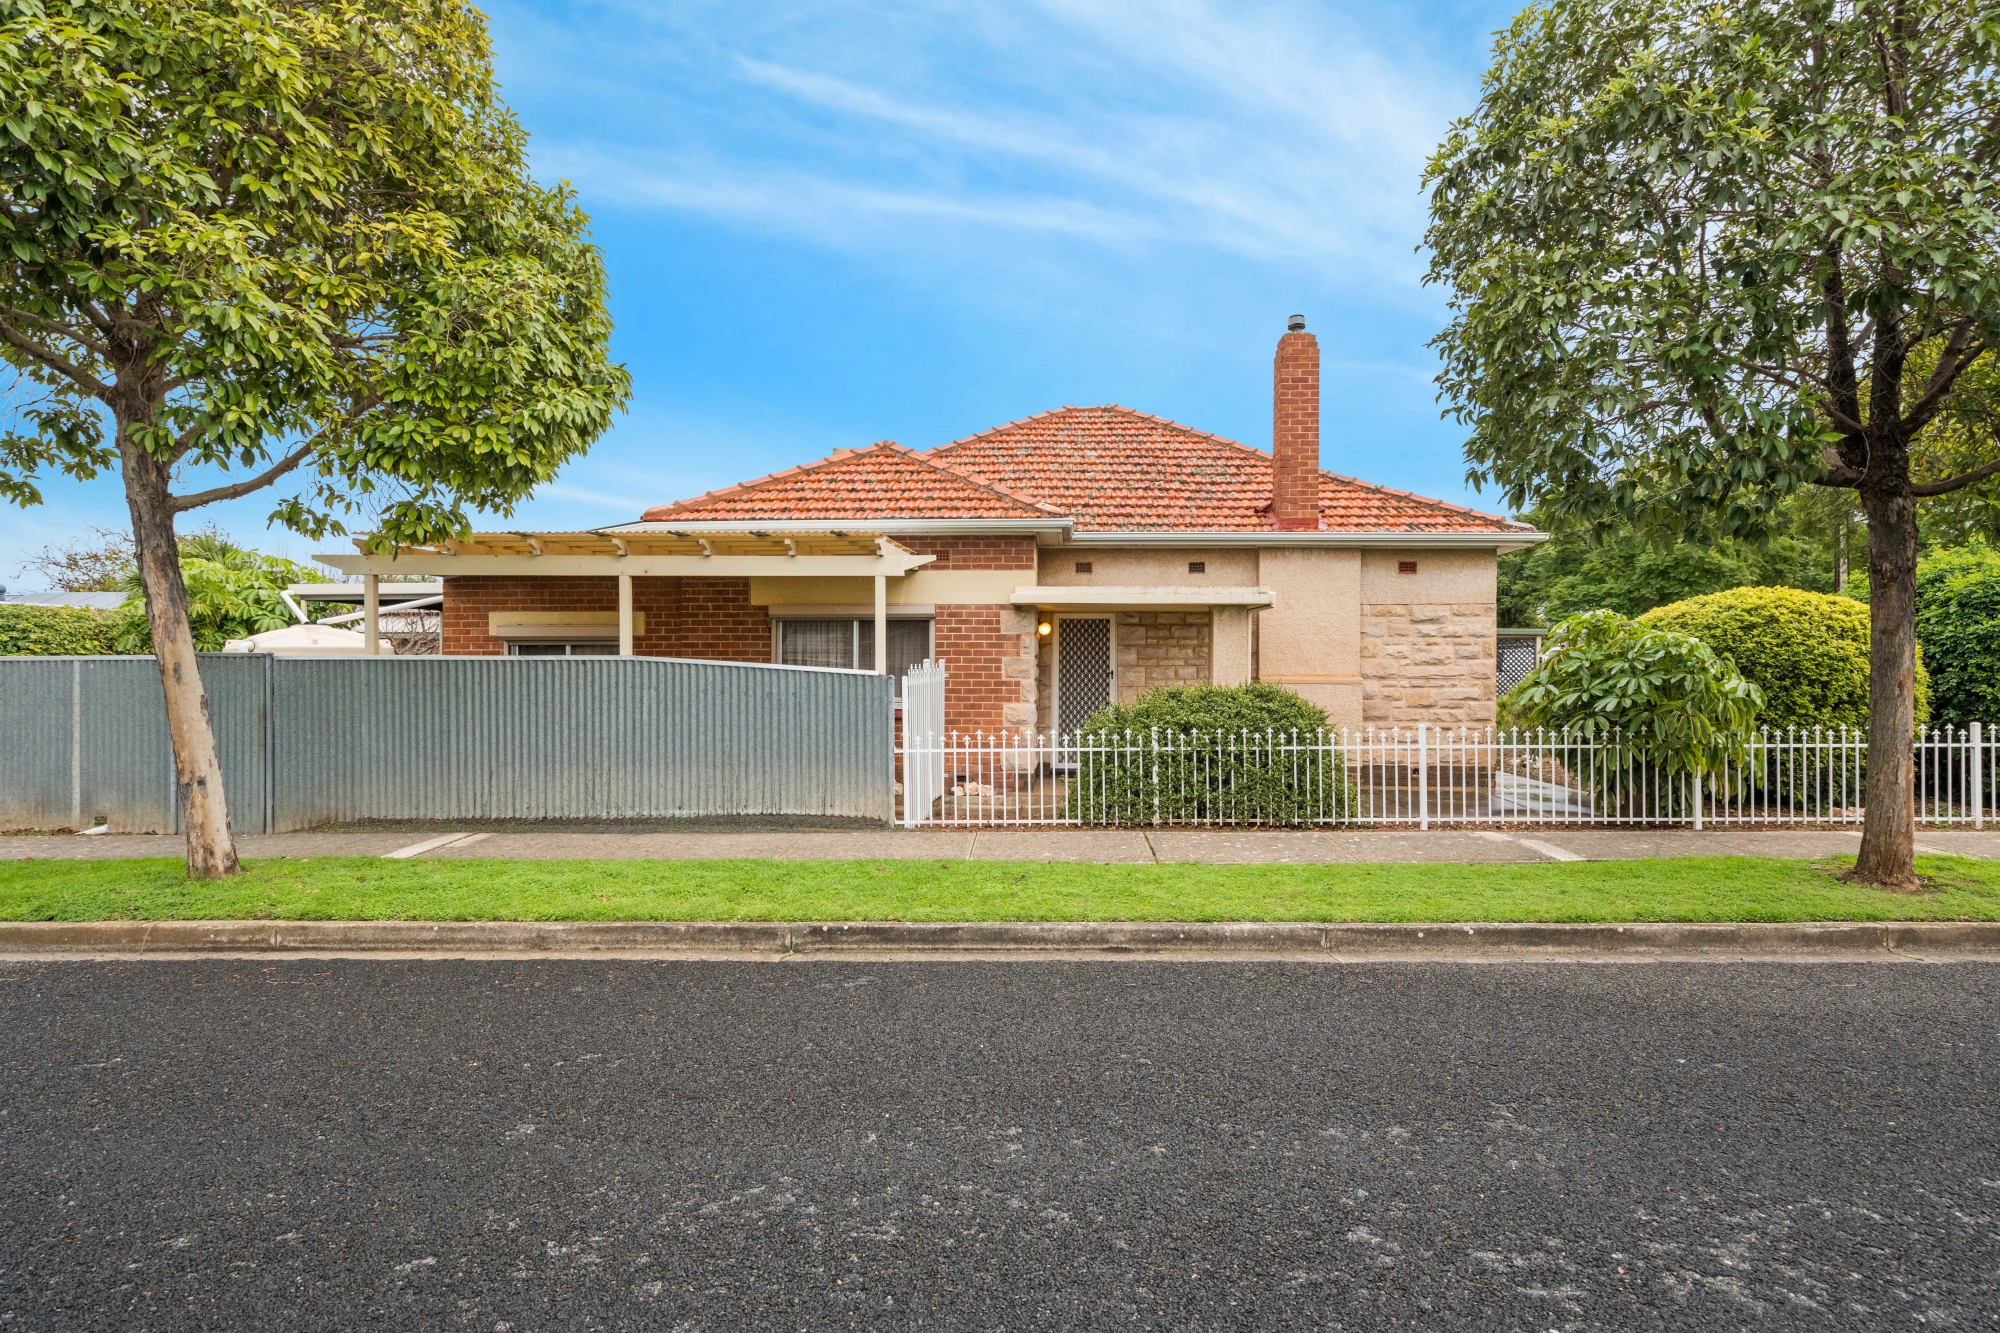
[1187,560,1206,574]
[1074,560,1093,574]
[508,642,617,656]
[776,618,933,686]
[1398,560,1418,575]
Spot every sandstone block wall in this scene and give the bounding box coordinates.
[1358,601,1496,726]
[1116,611,1211,702]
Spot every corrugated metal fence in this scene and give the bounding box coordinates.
[0,655,894,831]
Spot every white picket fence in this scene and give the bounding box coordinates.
[896,721,1994,829]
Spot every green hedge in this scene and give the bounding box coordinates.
[1639,585,1930,732]
[1915,545,2000,729]
[1065,683,1351,825]
[0,604,115,656]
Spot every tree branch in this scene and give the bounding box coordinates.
[1910,452,2000,497]
[170,440,319,512]
[1817,448,1864,488]
[168,390,385,511]
[1901,328,1987,439]
[0,319,113,399]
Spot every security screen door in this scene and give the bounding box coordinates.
[1056,617,1114,735]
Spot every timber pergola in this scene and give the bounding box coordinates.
[318,528,935,661]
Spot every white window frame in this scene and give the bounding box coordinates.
[505,641,619,657]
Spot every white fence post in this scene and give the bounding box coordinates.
[1692,769,1703,832]
[1974,721,1985,832]
[1417,723,1429,832]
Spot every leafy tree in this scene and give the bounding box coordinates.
[1425,0,2000,887]
[1913,543,2000,728]
[1498,501,1838,626]
[1503,611,1765,784]
[0,0,630,877]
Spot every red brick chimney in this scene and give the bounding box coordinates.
[1271,314,1321,531]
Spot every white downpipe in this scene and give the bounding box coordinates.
[364,575,380,655]
[617,572,635,658]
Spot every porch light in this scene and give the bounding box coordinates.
[1037,620,1053,637]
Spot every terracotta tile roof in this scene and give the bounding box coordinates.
[639,406,1527,534]
[927,405,1526,533]
[640,442,1063,522]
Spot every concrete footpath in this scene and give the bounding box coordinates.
[7,825,2000,864]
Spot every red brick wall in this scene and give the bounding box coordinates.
[900,535,1038,571]
[668,578,768,661]
[441,576,769,661]
[935,604,1035,734]
[440,571,1032,734]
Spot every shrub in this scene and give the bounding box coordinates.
[1066,683,1351,825]
[1914,544,2000,730]
[107,542,330,653]
[1638,585,1930,732]
[0,604,115,656]
[1502,610,1763,777]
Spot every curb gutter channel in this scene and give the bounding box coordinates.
[2,920,1999,957]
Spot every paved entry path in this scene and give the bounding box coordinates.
[9,826,2000,863]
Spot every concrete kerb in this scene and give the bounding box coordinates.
[3,919,1999,962]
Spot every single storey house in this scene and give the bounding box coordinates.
[320,318,1541,734]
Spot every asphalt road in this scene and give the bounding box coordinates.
[2,961,1996,1331]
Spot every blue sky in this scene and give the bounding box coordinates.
[3,0,1522,584]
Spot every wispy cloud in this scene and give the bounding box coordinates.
[512,0,1469,287]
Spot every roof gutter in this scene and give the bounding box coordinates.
[1060,529,1547,551]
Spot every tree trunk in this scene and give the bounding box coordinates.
[121,437,239,880]
[1851,482,1919,890]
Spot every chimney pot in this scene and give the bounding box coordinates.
[1271,317,1320,531]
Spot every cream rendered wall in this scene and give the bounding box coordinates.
[1036,548,1259,586]
[1254,547,1363,726]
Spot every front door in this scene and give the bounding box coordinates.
[1056,616,1115,735]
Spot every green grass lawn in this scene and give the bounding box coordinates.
[1,854,1998,923]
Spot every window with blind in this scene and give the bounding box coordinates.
[776,618,933,686]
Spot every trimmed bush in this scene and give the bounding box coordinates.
[1915,544,2000,729]
[0,604,115,656]
[1066,683,1351,825]
[1639,585,1930,732]
[1502,610,1763,777]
